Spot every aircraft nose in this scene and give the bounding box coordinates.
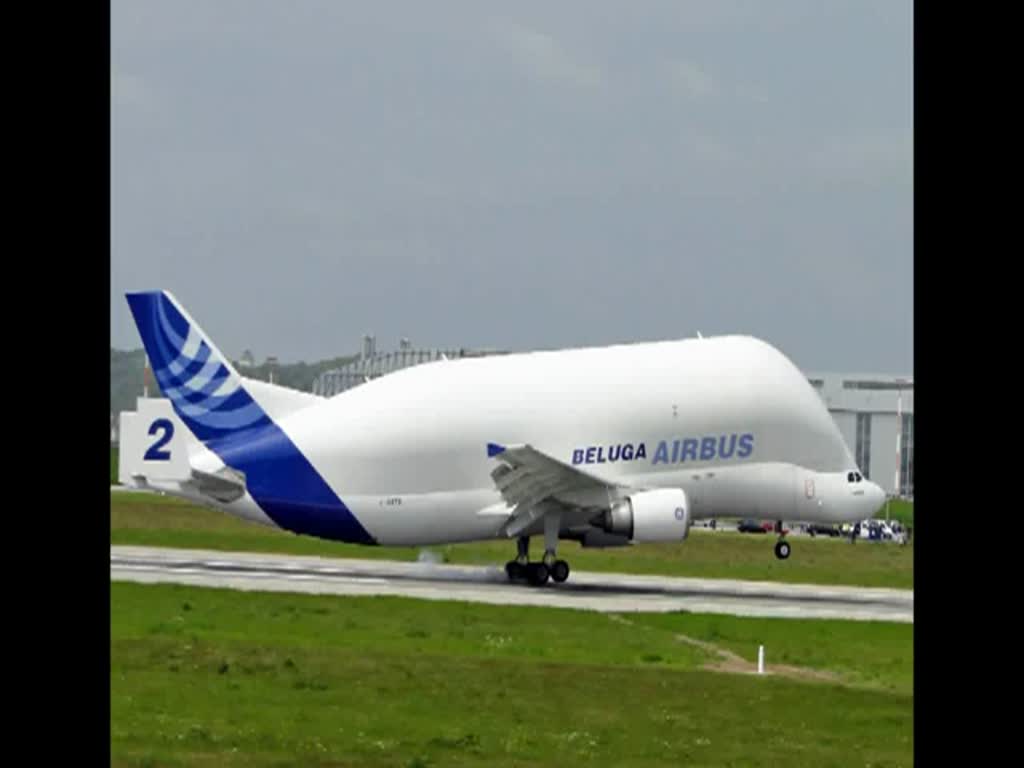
[867,482,886,515]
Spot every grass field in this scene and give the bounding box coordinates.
[111,492,913,589]
[111,582,913,767]
[877,499,913,527]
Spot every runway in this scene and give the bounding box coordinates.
[111,546,912,622]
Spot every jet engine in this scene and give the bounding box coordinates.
[596,488,692,542]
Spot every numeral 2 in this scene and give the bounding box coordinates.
[145,418,174,461]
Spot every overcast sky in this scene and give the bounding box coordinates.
[111,1,912,373]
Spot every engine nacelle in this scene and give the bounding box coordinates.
[599,488,692,543]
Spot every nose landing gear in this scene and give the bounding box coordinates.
[773,520,791,560]
[774,539,791,560]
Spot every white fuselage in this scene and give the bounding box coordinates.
[197,335,885,546]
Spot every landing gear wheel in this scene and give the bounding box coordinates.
[527,562,550,586]
[550,560,570,583]
[774,540,791,560]
[505,561,525,581]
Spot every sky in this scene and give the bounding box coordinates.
[111,0,912,373]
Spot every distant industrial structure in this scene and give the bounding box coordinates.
[311,335,509,397]
[804,372,913,498]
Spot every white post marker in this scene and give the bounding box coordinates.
[758,645,765,675]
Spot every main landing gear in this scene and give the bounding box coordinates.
[773,519,791,560]
[504,533,571,587]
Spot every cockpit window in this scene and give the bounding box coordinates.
[855,472,863,482]
[847,472,855,483]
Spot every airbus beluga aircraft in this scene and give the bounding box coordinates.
[119,291,885,587]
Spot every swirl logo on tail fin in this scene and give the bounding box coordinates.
[124,290,376,545]
[126,291,272,444]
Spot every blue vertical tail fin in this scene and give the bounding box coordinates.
[125,291,274,446]
[124,290,376,545]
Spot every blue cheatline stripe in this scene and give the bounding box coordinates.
[126,290,376,545]
[212,425,377,545]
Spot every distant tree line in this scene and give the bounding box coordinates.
[110,348,358,414]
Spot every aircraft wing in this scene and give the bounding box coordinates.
[487,443,625,537]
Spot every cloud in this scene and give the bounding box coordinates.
[492,19,603,89]
[111,68,161,112]
[806,134,913,186]
[111,2,912,370]
[666,59,714,98]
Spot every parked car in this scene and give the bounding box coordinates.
[807,523,839,537]
[737,519,767,533]
[857,521,886,541]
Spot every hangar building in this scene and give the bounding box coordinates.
[804,372,913,499]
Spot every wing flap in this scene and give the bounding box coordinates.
[487,443,624,536]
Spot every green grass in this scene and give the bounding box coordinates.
[875,499,913,527]
[111,493,914,589]
[630,612,912,695]
[111,582,913,767]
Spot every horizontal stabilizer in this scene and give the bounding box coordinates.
[187,467,247,503]
[118,397,247,504]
